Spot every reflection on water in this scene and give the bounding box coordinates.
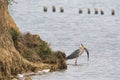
[10,0,120,80]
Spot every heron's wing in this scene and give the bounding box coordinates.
[66,49,80,60]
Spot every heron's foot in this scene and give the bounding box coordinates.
[75,64,77,66]
[75,61,77,66]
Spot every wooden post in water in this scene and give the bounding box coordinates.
[60,7,64,13]
[100,9,104,15]
[87,8,90,14]
[52,6,56,12]
[111,9,115,15]
[79,8,82,14]
[94,8,98,14]
[43,6,47,12]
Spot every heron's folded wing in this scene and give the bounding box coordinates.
[66,49,80,60]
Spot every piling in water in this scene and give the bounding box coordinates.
[94,8,98,14]
[60,7,64,13]
[87,8,90,14]
[111,9,115,15]
[43,6,47,12]
[100,9,104,15]
[52,6,56,12]
[79,8,82,14]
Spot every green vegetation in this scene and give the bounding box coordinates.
[10,27,19,42]
[11,32,53,63]
[7,0,12,4]
[39,42,52,56]
[7,0,17,5]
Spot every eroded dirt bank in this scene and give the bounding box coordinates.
[0,0,67,79]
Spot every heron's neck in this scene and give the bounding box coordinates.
[79,48,84,55]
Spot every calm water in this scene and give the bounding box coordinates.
[9,0,120,80]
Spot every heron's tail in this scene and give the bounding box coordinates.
[66,56,71,60]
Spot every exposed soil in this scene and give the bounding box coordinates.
[0,0,67,79]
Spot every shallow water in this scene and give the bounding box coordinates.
[10,0,120,80]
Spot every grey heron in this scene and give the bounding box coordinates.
[66,44,89,65]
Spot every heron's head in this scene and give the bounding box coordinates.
[80,44,89,61]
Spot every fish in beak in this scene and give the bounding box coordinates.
[81,44,89,61]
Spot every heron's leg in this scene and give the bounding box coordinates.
[75,57,78,65]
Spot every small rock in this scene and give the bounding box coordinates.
[11,78,18,80]
[42,69,50,73]
[25,76,32,80]
[18,74,24,78]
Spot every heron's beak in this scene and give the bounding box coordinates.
[81,44,89,61]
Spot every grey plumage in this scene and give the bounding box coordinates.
[66,49,80,59]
